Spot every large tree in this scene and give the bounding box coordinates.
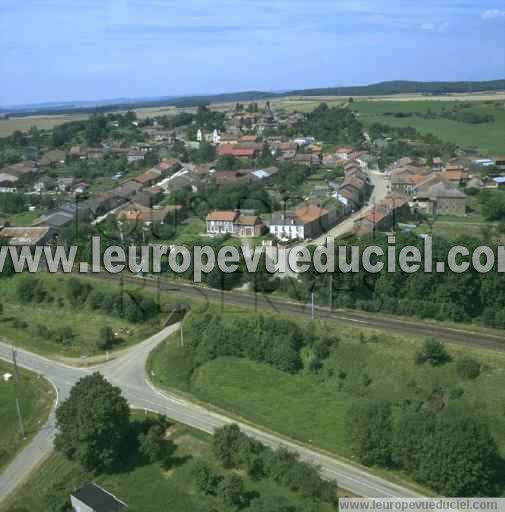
[346,399,393,467]
[55,372,130,470]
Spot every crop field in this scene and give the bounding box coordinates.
[350,99,505,155]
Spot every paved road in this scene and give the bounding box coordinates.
[309,169,388,246]
[0,325,421,503]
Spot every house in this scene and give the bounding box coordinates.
[2,161,38,177]
[69,146,88,160]
[268,205,330,241]
[414,181,466,217]
[127,150,145,163]
[157,159,182,176]
[39,149,66,167]
[213,170,251,186]
[353,210,388,236]
[196,128,205,142]
[335,147,354,160]
[0,172,18,187]
[239,135,258,143]
[219,134,239,145]
[217,145,257,159]
[70,483,127,512]
[33,208,75,229]
[212,129,221,144]
[134,169,162,187]
[112,181,143,200]
[116,202,180,224]
[235,214,264,237]
[56,177,75,192]
[206,211,264,237]
[0,226,54,247]
[206,211,238,235]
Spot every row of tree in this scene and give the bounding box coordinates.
[210,424,338,508]
[346,399,500,496]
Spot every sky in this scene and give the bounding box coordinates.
[1,0,504,106]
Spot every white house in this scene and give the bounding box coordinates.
[196,129,205,142]
[212,129,221,144]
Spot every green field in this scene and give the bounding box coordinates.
[1,415,336,512]
[0,273,171,358]
[148,317,505,483]
[0,361,54,472]
[351,100,505,155]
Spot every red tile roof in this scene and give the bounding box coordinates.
[206,211,238,222]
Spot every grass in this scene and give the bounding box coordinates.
[1,414,337,512]
[0,361,54,472]
[351,99,505,155]
[0,273,171,358]
[6,210,44,226]
[148,316,505,485]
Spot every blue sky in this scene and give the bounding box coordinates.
[1,0,504,105]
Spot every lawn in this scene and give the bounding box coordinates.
[1,415,336,512]
[351,99,505,155]
[0,361,54,472]
[6,210,44,226]
[0,273,172,358]
[148,317,505,474]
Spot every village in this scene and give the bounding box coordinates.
[1,100,504,251]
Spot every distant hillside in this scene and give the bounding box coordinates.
[2,80,504,117]
[286,79,505,97]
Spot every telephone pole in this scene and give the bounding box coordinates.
[11,346,25,439]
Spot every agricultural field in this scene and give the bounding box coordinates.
[0,361,54,472]
[0,114,89,137]
[0,273,173,359]
[351,99,505,155]
[148,308,505,488]
[1,416,336,512]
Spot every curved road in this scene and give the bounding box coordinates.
[0,325,421,504]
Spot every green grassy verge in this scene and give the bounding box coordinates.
[0,361,54,472]
[0,273,175,358]
[1,414,336,512]
[148,319,505,483]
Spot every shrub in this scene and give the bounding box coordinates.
[415,338,451,366]
[456,356,481,380]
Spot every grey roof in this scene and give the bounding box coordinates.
[33,210,74,228]
[72,483,126,512]
[429,183,466,199]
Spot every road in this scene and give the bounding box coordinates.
[0,325,421,504]
[309,169,388,246]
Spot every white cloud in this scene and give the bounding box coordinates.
[481,8,505,19]
[420,21,449,33]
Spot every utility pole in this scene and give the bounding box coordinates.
[180,322,184,348]
[329,273,333,310]
[311,292,315,320]
[11,346,25,439]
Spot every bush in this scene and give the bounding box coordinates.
[54,326,75,345]
[17,276,48,303]
[415,338,451,366]
[456,356,481,380]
